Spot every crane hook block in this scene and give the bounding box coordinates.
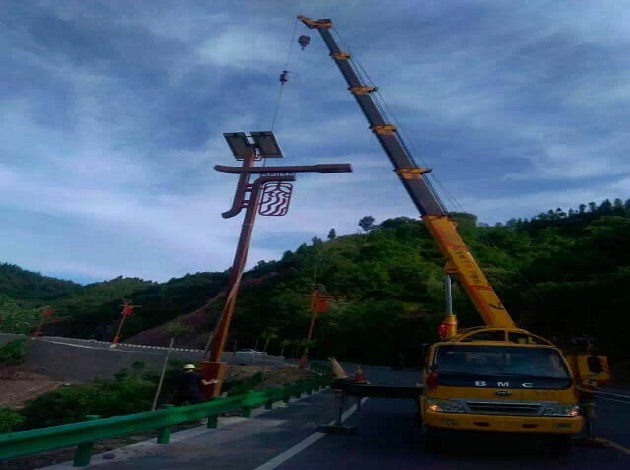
[279,70,289,84]
[298,35,311,50]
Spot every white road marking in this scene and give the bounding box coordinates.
[596,390,630,399]
[600,388,630,395]
[41,341,99,350]
[251,397,369,470]
[598,397,630,405]
[596,438,630,455]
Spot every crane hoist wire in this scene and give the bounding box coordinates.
[270,17,300,132]
[332,27,454,212]
[327,33,549,308]
[328,25,545,314]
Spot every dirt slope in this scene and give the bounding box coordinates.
[0,367,69,408]
[125,272,280,349]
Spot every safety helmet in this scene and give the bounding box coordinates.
[183,364,196,370]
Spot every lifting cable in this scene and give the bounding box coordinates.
[270,17,299,132]
[330,27,545,310]
[331,27,452,214]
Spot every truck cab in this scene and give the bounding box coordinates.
[420,328,583,453]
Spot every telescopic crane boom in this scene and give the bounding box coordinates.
[298,15,514,329]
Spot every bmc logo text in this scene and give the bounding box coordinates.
[474,381,534,388]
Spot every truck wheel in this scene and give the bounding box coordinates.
[424,426,441,453]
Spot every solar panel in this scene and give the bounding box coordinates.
[249,131,284,158]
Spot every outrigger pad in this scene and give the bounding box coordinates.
[317,424,358,435]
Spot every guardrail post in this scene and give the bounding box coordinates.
[73,415,100,467]
[206,414,218,429]
[242,392,253,418]
[157,405,174,444]
[265,390,275,410]
[282,383,292,403]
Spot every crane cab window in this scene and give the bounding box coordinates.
[434,345,570,379]
[508,332,549,345]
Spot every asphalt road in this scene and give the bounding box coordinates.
[42,365,629,470]
[273,365,630,470]
[593,387,630,449]
[36,335,284,366]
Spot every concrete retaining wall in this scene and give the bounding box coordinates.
[0,334,284,382]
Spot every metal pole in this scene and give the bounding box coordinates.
[444,274,453,315]
[299,291,319,369]
[208,155,259,362]
[111,312,127,346]
[152,336,175,411]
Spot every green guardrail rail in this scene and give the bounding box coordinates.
[0,363,332,466]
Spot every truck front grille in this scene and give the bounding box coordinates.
[465,401,542,416]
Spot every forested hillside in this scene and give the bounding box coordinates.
[1,198,629,366]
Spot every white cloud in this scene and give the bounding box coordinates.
[2,0,630,283]
[505,138,630,181]
[196,25,286,69]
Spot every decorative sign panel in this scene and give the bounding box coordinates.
[259,182,293,216]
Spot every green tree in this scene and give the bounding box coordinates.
[358,216,375,232]
[0,299,44,335]
[279,339,291,357]
[260,327,279,352]
[599,199,613,214]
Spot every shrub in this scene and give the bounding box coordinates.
[225,371,265,396]
[20,371,156,429]
[0,339,28,366]
[0,408,25,433]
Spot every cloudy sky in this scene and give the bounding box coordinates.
[2,0,629,284]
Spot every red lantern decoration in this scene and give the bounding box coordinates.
[437,321,448,340]
[315,297,329,313]
[42,308,54,318]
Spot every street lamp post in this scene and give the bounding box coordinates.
[298,284,340,369]
[110,300,141,348]
[200,131,352,398]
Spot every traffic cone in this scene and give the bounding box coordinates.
[327,357,350,379]
[354,365,367,384]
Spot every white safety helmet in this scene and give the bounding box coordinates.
[183,363,196,370]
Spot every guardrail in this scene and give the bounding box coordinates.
[0,365,331,466]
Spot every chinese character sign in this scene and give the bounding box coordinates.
[258,182,293,216]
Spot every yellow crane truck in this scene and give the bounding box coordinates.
[298,15,610,453]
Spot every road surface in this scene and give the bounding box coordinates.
[43,365,629,470]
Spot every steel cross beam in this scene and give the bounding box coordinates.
[201,131,352,398]
[214,163,352,175]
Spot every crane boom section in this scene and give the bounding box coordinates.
[298,16,445,217]
[299,15,515,328]
[424,216,515,327]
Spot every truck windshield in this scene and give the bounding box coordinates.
[434,345,570,379]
